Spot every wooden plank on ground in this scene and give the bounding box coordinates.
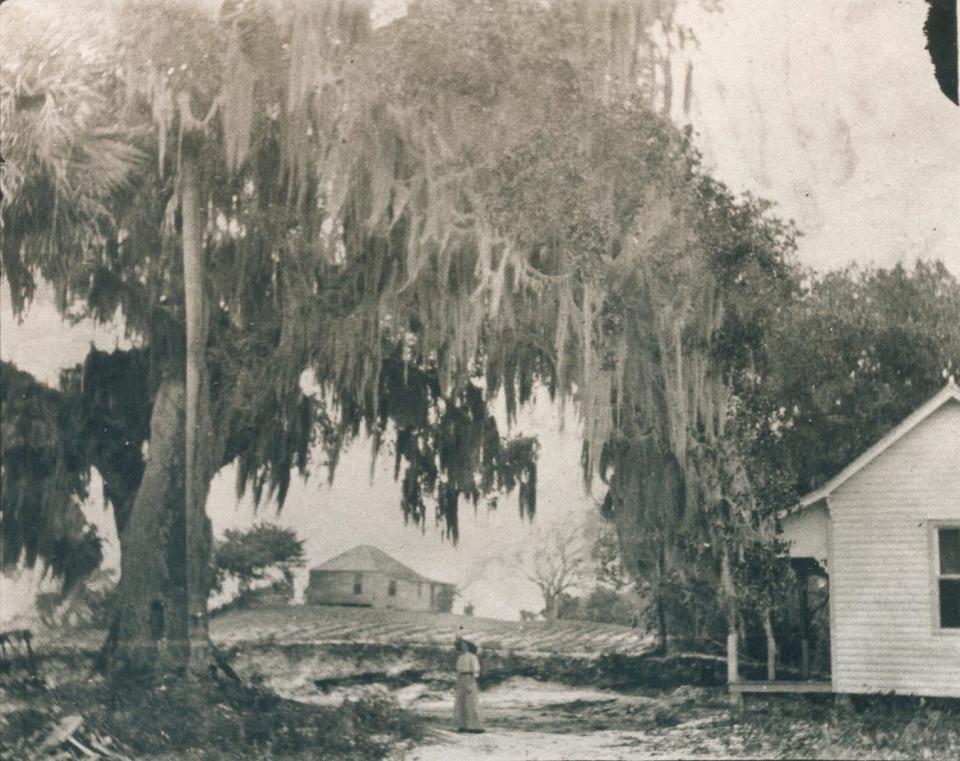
[729,681,833,694]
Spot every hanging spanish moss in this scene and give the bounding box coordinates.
[2,0,797,631]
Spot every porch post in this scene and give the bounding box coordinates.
[722,551,743,709]
[727,624,742,709]
[799,570,811,679]
[763,607,777,681]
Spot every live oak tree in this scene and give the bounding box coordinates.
[1,0,679,675]
[2,0,806,681]
[489,66,804,658]
[2,0,550,676]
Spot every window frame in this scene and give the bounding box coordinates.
[930,522,960,634]
[353,573,363,595]
[388,578,397,597]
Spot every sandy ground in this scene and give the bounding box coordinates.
[403,728,722,761]
[272,674,744,758]
[395,679,745,761]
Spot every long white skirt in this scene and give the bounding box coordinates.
[453,673,483,730]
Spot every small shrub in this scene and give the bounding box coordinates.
[652,706,681,727]
[2,706,49,748]
[349,691,423,742]
[668,685,713,706]
[434,587,455,613]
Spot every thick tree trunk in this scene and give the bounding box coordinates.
[654,547,669,654]
[544,595,558,626]
[99,147,220,678]
[101,378,190,676]
[99,384,219,677]
[654,588,668,654]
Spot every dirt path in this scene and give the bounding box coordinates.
[404,728,715,761]
[402,725,746,761]
[398,679,747,761]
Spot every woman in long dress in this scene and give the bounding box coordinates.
[453,637,484,733]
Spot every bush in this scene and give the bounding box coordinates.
[556,586,641,626]
[2,673,421,761]
[434,586,455,613]
[348,691,423,743]
[652,706,681,727]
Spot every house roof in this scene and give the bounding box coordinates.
[311,544,451,586]
[789,378,960,516]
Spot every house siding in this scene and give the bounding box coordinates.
[307,569,380,607]
[828,399,960,697]
[306,569,450,612]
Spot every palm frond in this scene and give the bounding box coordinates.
[1,14,148,314]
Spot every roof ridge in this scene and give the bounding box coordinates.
[312,544,450,586]
[790,380,960,515]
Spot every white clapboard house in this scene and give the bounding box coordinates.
[778,378,960,698]
[306,545,455,612]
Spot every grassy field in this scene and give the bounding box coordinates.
[211,604,654,656]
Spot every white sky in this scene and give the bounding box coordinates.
[679,0,960,274]
[2,0,958,621]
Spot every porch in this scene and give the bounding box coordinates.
[727,557,833,702]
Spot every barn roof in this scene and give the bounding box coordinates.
[789,377,960,515]
[311,544,451,586]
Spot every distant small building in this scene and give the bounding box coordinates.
[306,545,455,612]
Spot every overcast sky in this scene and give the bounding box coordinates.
[680,0,959,275]
[2,0,958,620]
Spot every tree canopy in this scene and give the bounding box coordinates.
[1,0,722,567]
[7,0,953,680]
[2,1,802,648]
[0,361,103,590]
[213,522,304,596]
[748,260,960,496]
